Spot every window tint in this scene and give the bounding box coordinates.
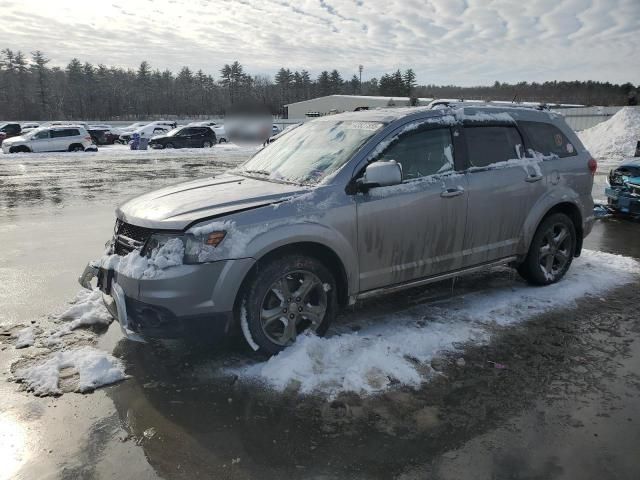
[465,126,523,167]
[520,121,577,158]
[179,128,195,135]
[378,128,454,180]
[51,129,79,138]
[33,130,50,139]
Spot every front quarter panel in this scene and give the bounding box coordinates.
[187,186,360,296]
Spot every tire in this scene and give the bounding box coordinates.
[202,140,212,148]
[164,143,174,149]
[238,254,337,356]
[517,213,576,285]
[69,144,84,152]
[218,138,227,144]
[9,146,30,153]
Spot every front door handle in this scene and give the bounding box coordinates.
[441,188,464,198]
[525,174,544,183]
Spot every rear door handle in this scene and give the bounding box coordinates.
[440,188,464,198]
[525,175,544,183]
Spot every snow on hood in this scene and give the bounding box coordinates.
[232,250,640,398]
[116,173,311,230]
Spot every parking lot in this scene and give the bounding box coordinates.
[1,145,639,479]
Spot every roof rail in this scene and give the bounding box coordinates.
[427,99,552,111]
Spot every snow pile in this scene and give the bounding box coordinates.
[238,250,639,396]
[47,288,113,342]
[99,237,184,279]
[14,346,127,396]
[578,107,640,163]
[13,327,35,349]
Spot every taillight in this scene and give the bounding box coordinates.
[588,158,597,175]
[84,136,92,141]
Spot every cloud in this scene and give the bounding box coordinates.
[0,0,637,85]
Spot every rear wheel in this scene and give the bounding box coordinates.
[202,140,212,148]
[218,138,227,144]
[164,142,174,149]
[238,254,337,356]
[517,213,576,285]
[69,144,84,152]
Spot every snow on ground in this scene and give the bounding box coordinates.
[13,346,127,396]
[46,288,113,343]
[13,326,35,349]
[236,250,640,397]
[578,107,640,168]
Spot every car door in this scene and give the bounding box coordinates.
[355,123,468,292]
[30,129,51,152]
[460,123,544,266]
[189,127,207,147]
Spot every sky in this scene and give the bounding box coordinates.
[0,0,638,86]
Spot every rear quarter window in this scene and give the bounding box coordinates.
[520,121,577,158]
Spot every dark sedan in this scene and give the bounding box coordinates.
[148,126,216,149]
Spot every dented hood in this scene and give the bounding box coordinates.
[116,173,309,229]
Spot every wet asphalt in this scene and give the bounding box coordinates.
[1,150,639,480]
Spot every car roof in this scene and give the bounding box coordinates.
[314,104,559,125]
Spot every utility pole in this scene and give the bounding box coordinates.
[358,65,363,94]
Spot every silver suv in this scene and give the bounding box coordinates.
[80,105,596,355]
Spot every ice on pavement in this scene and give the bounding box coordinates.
[578,107,640,167]
[14,346,127,396]
[237,250,640,397]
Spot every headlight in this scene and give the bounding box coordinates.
[144,231,227,264]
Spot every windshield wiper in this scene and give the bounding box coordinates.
[243,169,271,176]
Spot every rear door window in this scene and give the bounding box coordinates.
[520,121,577,157]
[464,126,523,168]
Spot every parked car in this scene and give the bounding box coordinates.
[189,121,229,143]
[0,123,22,144]
[119,122,174,143]
[149,126,217,149]
[2,126,94,153]
[79,105,595,355]
[605,155,640,216]
[88,127,119,145]
[265,123,301,144]
[21,122,40,131]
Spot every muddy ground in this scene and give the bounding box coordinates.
[1,149,639,479]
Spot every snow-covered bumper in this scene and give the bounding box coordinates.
[78,258,255,340]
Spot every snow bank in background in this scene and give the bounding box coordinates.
[238,250,639,397]
[13,327,35,349]
[578,107,640,165]
[14,346,127,396]
[47,288,113,342]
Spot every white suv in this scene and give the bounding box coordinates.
[2,126,94,154]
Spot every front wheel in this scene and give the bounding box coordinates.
[517,213,576,285]
[238,254,337,356]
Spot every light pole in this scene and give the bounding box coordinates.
[358,65,363,94]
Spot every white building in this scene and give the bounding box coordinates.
[285,95,434,119]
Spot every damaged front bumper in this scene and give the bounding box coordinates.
[605,186,640,216]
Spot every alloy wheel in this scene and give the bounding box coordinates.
[538,223,571,280]
[259,270,327,346]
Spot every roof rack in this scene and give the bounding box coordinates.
[427,99,552,111]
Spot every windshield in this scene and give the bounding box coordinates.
[165,127,181,136]
[235,120,382,185]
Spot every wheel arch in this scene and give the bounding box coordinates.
[522,199,584,258]
[234,241,351,315]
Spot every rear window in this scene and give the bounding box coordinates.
[464,126,523,168]
[520,121,576,158]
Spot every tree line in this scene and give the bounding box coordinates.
[0,48,637,121]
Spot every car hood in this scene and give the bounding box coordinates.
[2,135,26,144]
[116,173,310,230]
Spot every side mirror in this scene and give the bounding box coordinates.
[358,160,402,190]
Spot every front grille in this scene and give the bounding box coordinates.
[113,220,154,255]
